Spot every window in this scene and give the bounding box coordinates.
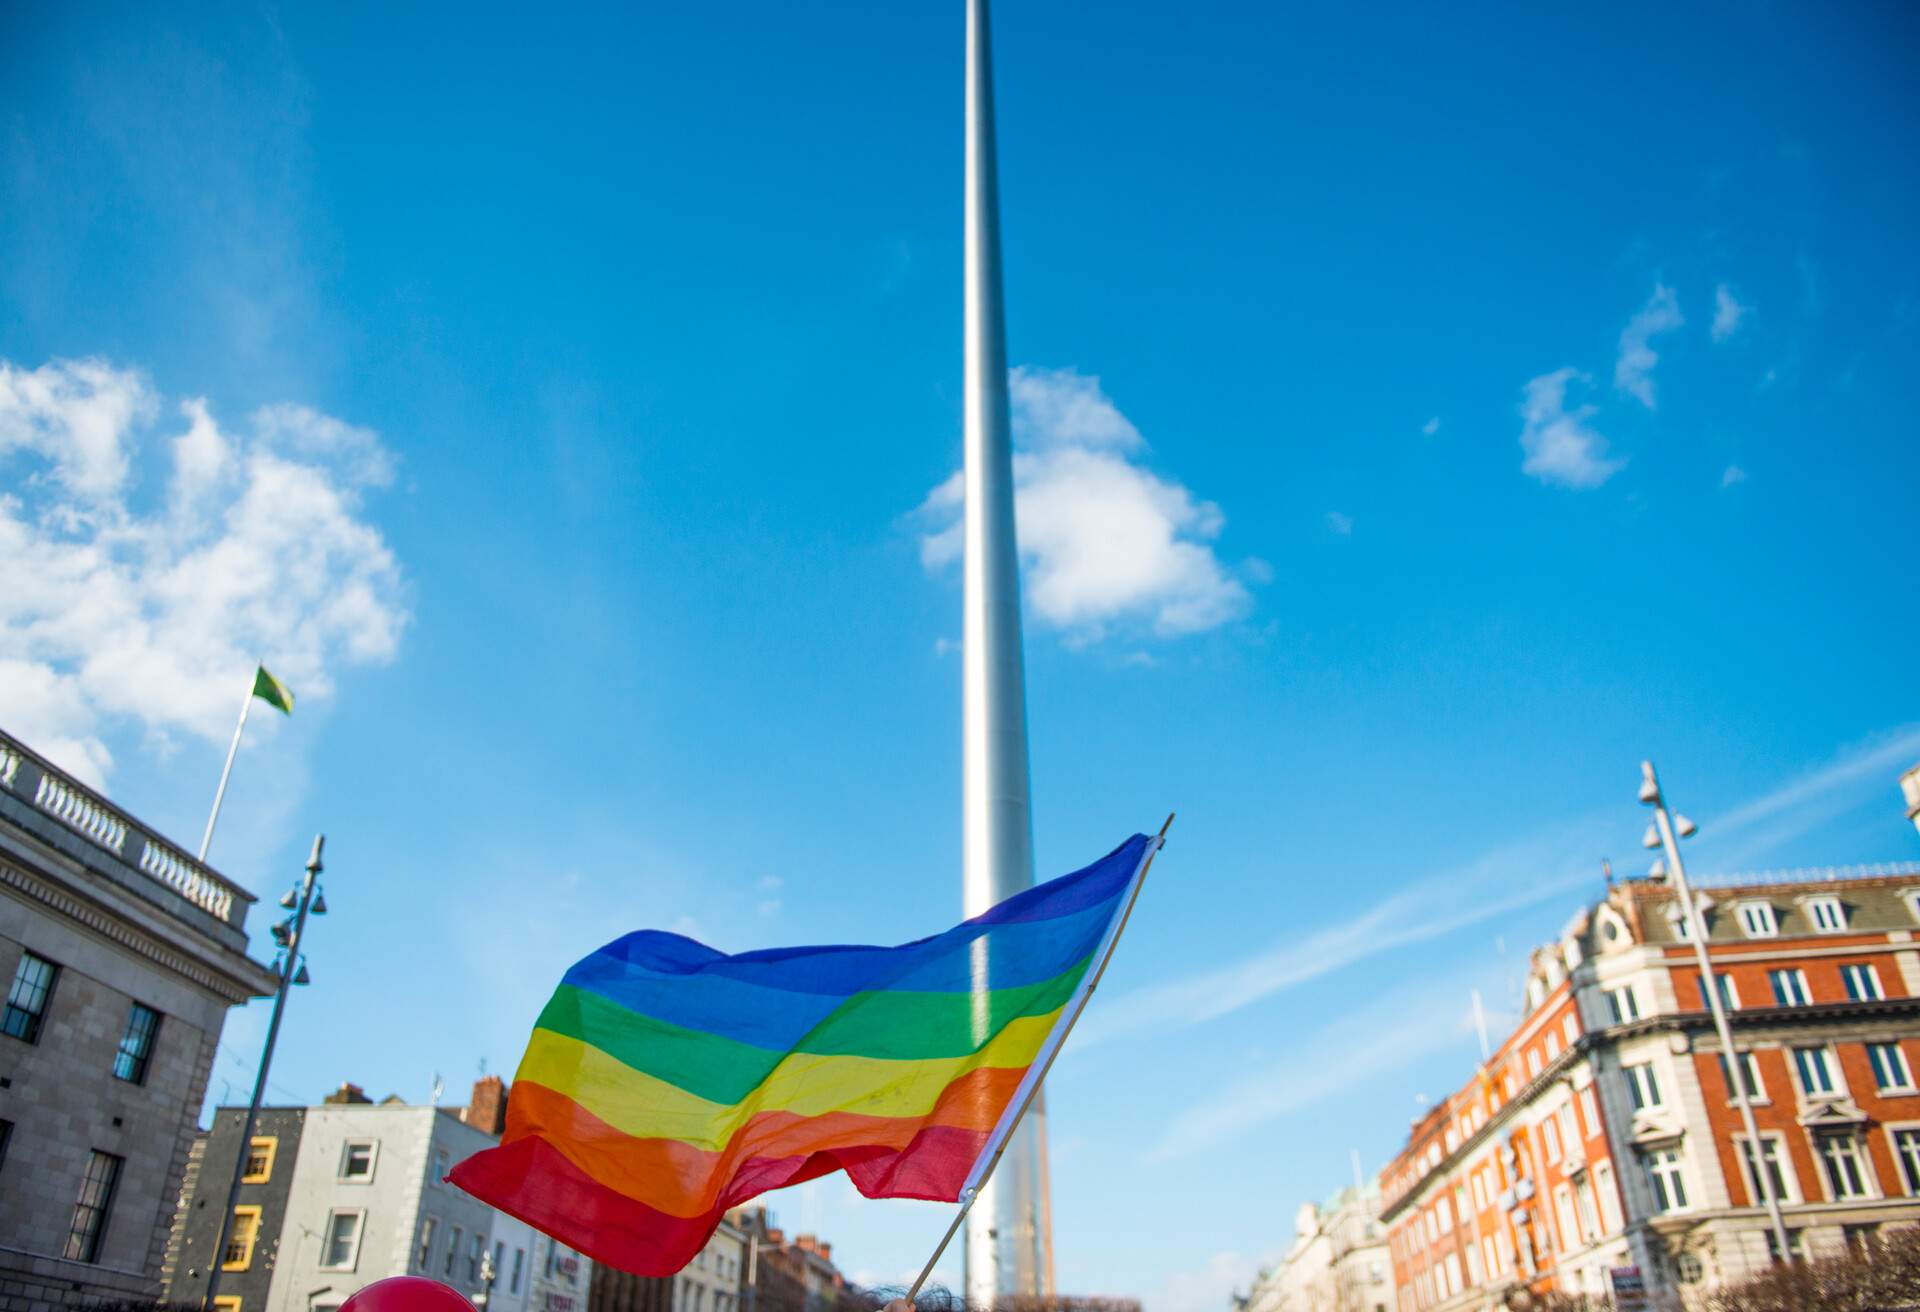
[3,952,58,1043]
[1527,1049,1542,1078]
[1594,1160,1622,1233]
[1435,1196,1452,1233]
[1768,969,1811,1007]
[1717,1051,1765,1103]
[1738,901,1778,938]
[1670,907,1694,941]
[1765,1228,1806,1264]
[511,1247,525,1294]
[111,1002,160,1083]
[1605,985,1640,1024]
[1795,1046,1841,1096]
[340,1139,377,1180]
[1675,1252,1704,1284]
[1541,1116,1561,1163]
[1695,972,1739,1011]
[1443,1255,1462,1296]
[493,1241,504,1283]
[1893,1128,1920,1193]
[1554,1183,1581,1249]
[1624,1062,1663,1110]
[1579,1085,1601,1136]
[1471,1172,1486,1210]
[1807,896,1847,933]
[0,1118,10,1173]
[469,1232,483,1281]
[1562,1014,1580,1046]
[544,1236,556,1278]
[213,1299,242,1312]
[434,1146,450,1181]
[445,1226,462,1278]
[1559,1104,1579,1154]
[321,1211,364,1270]
[64,1150,122,1262]
[1737,1136,1795,1205]
[417,1217,437,1270]
[1546,1030,1562,1061]
[1818,1133,1871,1200]
[1645,1148,1688,1212]
[223,1206,262,1269]
[1844,964,1885,1002]
[242,1137,277,1183]
[1870,1042,1915,1092]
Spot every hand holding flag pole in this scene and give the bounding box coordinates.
[199,664,295,862]
[904,812,1174,1302]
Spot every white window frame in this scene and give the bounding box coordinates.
[338,1138,378,1183]
[1554,1182,1581,1251]
[1527,1048,1543,1079]
[1886,1123,1920,1195]
[1816,1131,1876,1201]
[416,1216,437,1270]
[1843,963,1885,1002]
[1697,971,1740,1011]
[1546,1030,1562,1060]
[1718,1050,1767,1104]
[1769,968,1812,1008]
[1593,1160,1622,1233]
[1734,1132,1801,1205]
[1806,896,1847,933]
[1605,984,1640,1024]
[1737,900,1778,938]
[1541,1115,1561,1163]
[1624,1061,1663,1110]
[319,1209,367,1271]
[1794,1045,1844,1097]
[1669,905,1694,941]
[1869,1041,1916,1093]
[1562,1014,1580,1046]
[1644,1147,1690,1213]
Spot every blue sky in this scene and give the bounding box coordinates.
[2,1,1917,1306]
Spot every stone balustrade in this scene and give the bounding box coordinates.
[0,727,250,928]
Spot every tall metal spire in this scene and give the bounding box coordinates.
[962,0,1051,1301]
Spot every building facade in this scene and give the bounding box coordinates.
[1238,1184,1393,1312]
[164,1079,585,1312]
[0,726,280,1307]
[1381,861,1920,1310]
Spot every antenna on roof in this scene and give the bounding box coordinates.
[1602,857,1614,885]
[430,1073,444,1107]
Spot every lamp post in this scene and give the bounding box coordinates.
[1636,762,1792,1262]
[202,835,329,1312]
[476,1247,498,1312]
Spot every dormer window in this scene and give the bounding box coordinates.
[1806,896,1847,934]
[1903,889,1920,924]
[1668,906,1695,941]
[1737,901,1778,939]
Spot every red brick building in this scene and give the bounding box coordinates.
[1381,862,1920,1309]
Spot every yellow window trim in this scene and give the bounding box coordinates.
[214,1297,243,1312]
[241,1136,278,1184]
[222,1206,262,1271]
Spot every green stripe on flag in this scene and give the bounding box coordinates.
[252,665,295,715]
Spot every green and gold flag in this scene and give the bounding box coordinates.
[251,665,295,715]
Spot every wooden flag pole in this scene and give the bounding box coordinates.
[905,814,1175,1301]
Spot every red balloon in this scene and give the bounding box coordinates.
[340,1277,477,1312]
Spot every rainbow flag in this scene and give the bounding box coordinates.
[450,833,1158,1275]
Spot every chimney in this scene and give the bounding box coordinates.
[463,1075,509,1135]
[818,1241,831,1262]
[795,1235,818,1255]
[767,1228,784,1247]
[323,1082,372,1105]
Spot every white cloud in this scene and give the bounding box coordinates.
[1614,283,1684,407]
[1711,283,1750,343]
[0,357,409,786]
[1421,416,1441,436]
[1151,1249,1280,1312]
[917,367,1250,639]
[1077,822,1608,1050]
[1518,368,1623,489]
[1721,464,1747,488]
[1696,723,1920,873]
[1324,510,1353,536]
[1151,985,1475,1159]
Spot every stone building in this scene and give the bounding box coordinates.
[0,726,280,1306]
[163,1078,580,1312]
[1381,857,1920,1310]
[1238,1184,1392,1312]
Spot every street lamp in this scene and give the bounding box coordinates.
[476,1247,498,1312]
[203,835,331,1312]
[1637,762,1792,1263]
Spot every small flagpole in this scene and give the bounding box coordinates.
[199,671,256,861]
[906,815,1174,1302]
